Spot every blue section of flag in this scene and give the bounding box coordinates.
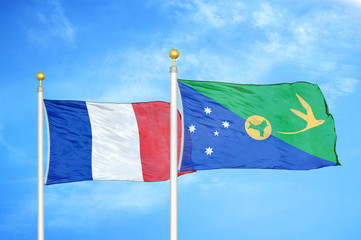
[178,81,337,172]
[44,100,93,185]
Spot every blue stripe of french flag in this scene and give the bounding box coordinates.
[44,100,189,185]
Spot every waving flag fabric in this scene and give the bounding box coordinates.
[178,79,340,172]
[44,100,186,185]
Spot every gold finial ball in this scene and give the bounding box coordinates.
[36,72,45,81]
[169,49,179,60]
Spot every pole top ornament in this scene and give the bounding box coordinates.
[36,72,45,87]
[169,49,179,66]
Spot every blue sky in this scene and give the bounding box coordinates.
[1,0,361,239]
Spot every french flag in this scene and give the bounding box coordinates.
[44,100,187,185]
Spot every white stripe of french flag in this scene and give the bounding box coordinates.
[44,100,191,185]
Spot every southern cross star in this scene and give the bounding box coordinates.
[205,147,213,155]
[214,131,219,136]
[189,125,196,133]
[222,121,230,128]
[204,107,212,114]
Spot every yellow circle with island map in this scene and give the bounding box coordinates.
[245,115,272,140]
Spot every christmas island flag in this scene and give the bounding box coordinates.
[178,79,340,172]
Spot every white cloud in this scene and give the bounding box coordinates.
[332,0,361,7]
[75,0,360,95]
[0,126,26,158]
[253,2,283,27]
[45,181,168,228]
[293,26,316,45]
[192,0,245,27]
[337,78,359,93]
[244,3,361,86]
[27,0,75,45]
[1,179,168,232]
[165,0,246,28]
[178,171,303,224]
[50,1,360,105]
[321,78,358,95]
[0,199,37,234]
[320,78,359,107]
[94,48,171,103]
[178,173,202,186]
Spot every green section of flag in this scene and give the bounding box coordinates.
[179,79,339,164]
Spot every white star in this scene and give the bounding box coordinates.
[189,125,196,133]
[205,147,213,155]
[222,121,230,128]
[214,131,219,136]
[204,107,212,114]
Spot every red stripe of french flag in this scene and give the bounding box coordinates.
[132,102,192,182]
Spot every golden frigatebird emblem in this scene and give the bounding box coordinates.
[278,94,325,135]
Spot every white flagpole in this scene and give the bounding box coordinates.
[169,49,179,240]
[37,72,45,240]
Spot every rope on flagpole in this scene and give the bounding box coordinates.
[37,72,45,240]
[169,49,179,240]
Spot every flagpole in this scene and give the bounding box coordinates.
[169,49,179,240]
[37,72,45,240]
